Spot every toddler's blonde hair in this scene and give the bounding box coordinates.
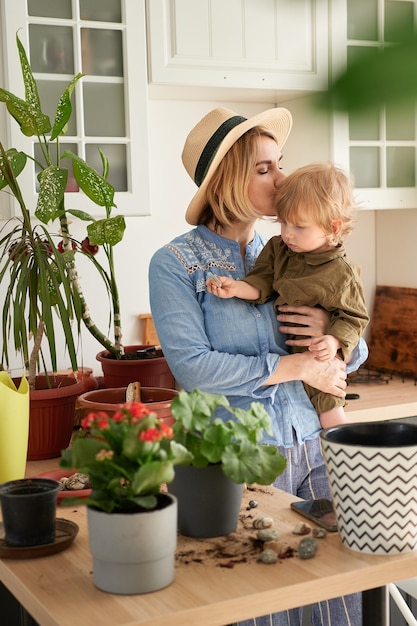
[274,162,356,244]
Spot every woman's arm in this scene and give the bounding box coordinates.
[149,247,355,399]
[262,350,347,398]
[149,247,280,399]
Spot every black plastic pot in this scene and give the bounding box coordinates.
[0,478,60,547]
[170,464,244,538]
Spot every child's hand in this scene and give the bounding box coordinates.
[206,275,236,298]
[308,335,340,361]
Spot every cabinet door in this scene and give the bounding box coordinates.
[1,0,150,218]
[331,0,417,209]
[147,0,328,93]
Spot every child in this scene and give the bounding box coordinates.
[207,162,369,429]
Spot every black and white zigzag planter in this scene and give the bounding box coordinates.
[320,421,417,555]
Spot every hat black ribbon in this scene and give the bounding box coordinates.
[194,115,246,187]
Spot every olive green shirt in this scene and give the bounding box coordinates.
[244,235,369,361]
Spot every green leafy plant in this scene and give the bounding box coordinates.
[320,29,417,113]
[170,389,287,485]
[60,401,192,513]
[0,33,127,388]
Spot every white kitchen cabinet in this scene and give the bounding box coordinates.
[146,0,329,96]
[0,0,150,218]
[331,0,417,209]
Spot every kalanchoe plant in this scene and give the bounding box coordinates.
[60,401,192,513]
[170,389,287,485]
[0,33,127,387]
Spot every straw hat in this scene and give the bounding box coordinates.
[182,107,293,225]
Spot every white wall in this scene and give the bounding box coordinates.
[1,76,416,374]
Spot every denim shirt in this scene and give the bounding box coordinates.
[149,225,368,448]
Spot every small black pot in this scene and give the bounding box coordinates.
[170,464,244,538]
[0,478,60,547]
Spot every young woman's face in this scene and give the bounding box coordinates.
[248,135,286,217]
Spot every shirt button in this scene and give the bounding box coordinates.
[256,313,261,318]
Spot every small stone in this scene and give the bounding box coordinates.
[248,499,258,509]
[257,528,279,542]
[312,527,328,538]
[64,472,91,491]
[298,537,318,560]
[292,522,311,535]
[264,540,289,554]
[58,477,69,490]
[253,516,274,529]
[259,549,278,564]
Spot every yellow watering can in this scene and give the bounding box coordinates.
[0,372,30,483]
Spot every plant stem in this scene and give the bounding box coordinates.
[28,320,44,390]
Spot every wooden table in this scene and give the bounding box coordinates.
[345,374,417,422]
[2,459,417,626]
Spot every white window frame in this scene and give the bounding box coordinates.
[0,0,151,218]
[330,0,417,210]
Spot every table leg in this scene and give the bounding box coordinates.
[362,586,389,626]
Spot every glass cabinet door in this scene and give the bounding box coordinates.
[1,0,150,217]
[332,0,417,209]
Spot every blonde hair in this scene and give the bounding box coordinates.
[201,127,278,227]
[274,162,356,245]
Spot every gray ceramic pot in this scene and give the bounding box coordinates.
[170,463,244,538]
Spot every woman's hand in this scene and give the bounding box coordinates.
[277,305,330,347]
[263,351,347,398]
[300,352,347,397]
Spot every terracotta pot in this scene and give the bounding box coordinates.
[77,386,178,426]
[96,345,175,389]
[18,375,84,461]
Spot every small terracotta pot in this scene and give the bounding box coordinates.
[77,386,178,426]
[13,375,84,461]
[96,345,175,389]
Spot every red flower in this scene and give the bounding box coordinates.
[139,427,161,442]
[81,236,99,256]
[159,423,174,439]
[81,411,109,431]
[113,401,151,424]
[139,423,173,442]
[126,401,151,420]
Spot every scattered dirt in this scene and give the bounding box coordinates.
[175,485,297,568]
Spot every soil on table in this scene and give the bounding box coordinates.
[175,485,299,568]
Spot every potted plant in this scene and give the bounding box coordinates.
[0,34,173,395]
[60,400,192,594]
[77,385,179,426]
[169,389,287,538]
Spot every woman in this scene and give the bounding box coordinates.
[149,107,367,626]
